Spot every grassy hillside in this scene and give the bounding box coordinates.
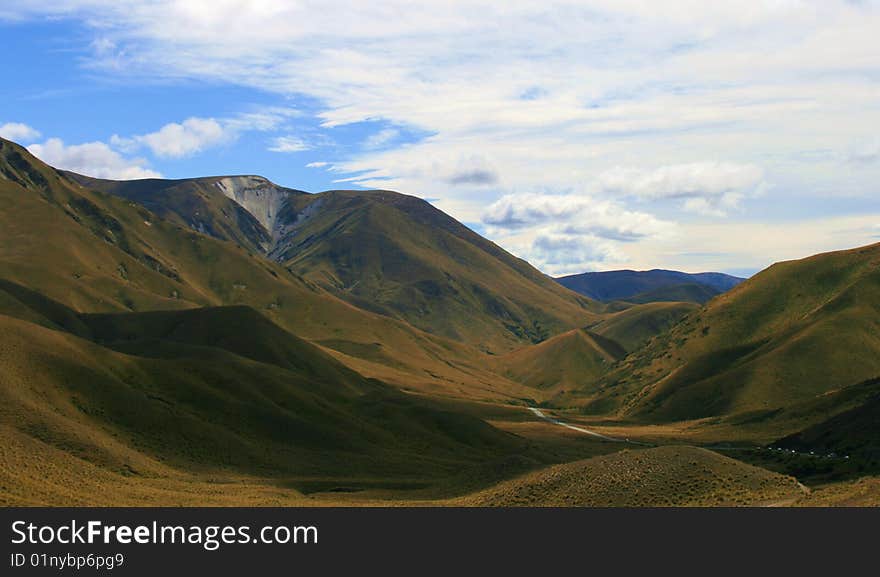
[459,446,803,506]
[0,300,549,504]
[579,243,880,423]
[65,172,301,256]
[497,328,625,391]
[623,283,720,305]
[268,190,599,352]
[589,301,698,352]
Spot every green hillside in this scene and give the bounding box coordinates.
[580,243,880,422]
[589,301,699,352]
[623,283,721,305]
[497,328,626,391]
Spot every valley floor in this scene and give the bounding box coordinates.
[5,399,876,507]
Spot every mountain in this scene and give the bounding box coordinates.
[556,269,744,303]
[71,172,598,353]
[0,137,539,401]
[577,243,880,424]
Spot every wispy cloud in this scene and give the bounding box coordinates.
[595,162,766,216]
[268,135,311,153]
[363,128,399,150]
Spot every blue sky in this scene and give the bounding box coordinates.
[2,2,879,276]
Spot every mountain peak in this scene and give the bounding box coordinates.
[212,175,291,234]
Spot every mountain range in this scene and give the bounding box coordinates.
[2,134,878,506]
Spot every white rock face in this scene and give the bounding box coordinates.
[214,175,326,260]
[214,176,289,235]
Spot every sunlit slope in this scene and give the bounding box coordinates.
[459,446,802,506]
[259,189,600,352]
[583,243,880,421]
[0,138,532,401]
[622,283,721,305]
[497,328,625,391]
[589,301,698,352]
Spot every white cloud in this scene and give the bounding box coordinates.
[110,109,301,159]
[134,117,228,158]
[306,161,329,168]
[0,122,41,143]
[5,1,880,272]
[27,138,161,180]
[482,192,674,274]
[483,193,673,241]
[268,135,311,153]
[530,233,626,274]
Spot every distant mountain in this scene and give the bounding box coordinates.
[556,269,745,304]
[71,172,598,352]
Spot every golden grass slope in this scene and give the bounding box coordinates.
[459,446,803,507]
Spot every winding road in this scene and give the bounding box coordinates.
[527,407,650,445]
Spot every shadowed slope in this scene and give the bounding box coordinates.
[0,304,536,505]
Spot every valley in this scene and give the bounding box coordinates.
[2,135,879,507]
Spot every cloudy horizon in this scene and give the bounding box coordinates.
[2,1,879,277]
